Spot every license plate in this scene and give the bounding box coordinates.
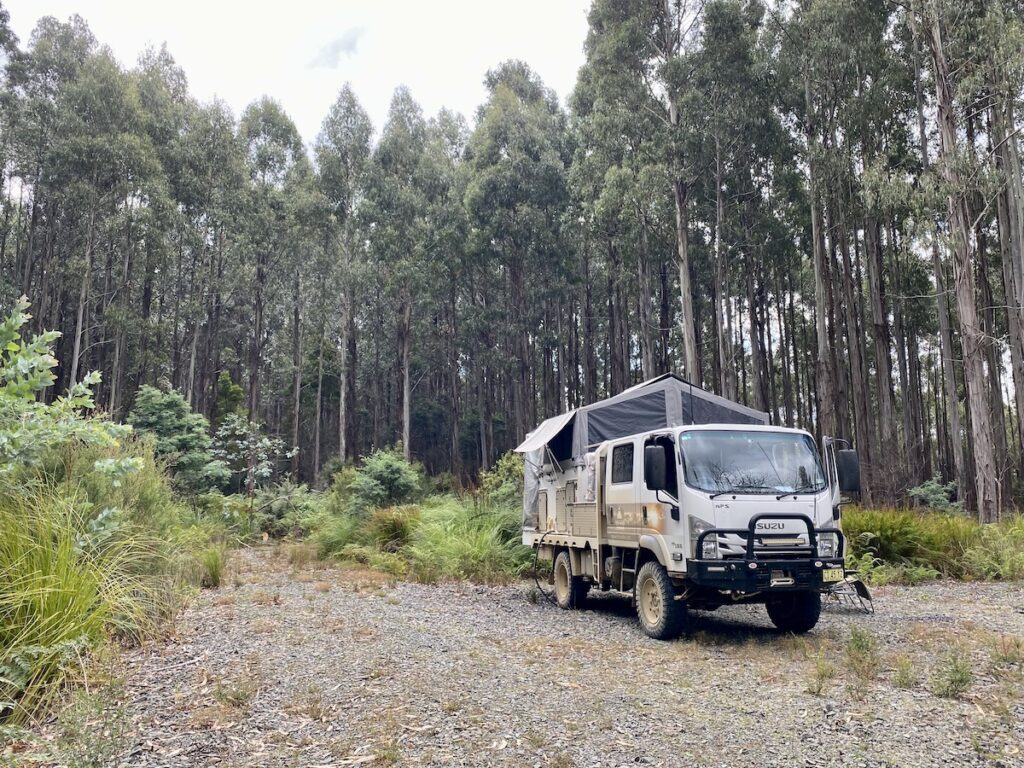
[822,568,843,583]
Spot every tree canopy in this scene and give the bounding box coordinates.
[1,1,1023,520]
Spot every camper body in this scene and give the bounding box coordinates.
[517,375,860,639]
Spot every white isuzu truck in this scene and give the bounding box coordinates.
[516,374,860,640]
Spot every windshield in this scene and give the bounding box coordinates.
[679,430,826,495]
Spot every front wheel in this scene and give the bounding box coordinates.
[765,591,821,634]
[635,561,687,640]
[553,551,588,609]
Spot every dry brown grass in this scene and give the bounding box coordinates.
[251,619,279,634]
[251,591,281,606]
[285,684,334,722]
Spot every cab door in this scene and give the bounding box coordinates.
[604,438,640,543]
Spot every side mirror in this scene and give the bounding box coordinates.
[644,445,667,491]
[836,449,860,494]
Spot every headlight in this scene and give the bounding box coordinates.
[817,532,838,558]
[689,516,719,559]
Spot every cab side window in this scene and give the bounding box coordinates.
[611,444,633,484]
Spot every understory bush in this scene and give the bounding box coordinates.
[844,507,1024,583]
[311,450,529,582]
[0,300,225,723]
[328,448,423,515]
[126,385,229,494]
[315,496,531,583]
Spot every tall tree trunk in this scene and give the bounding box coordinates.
[991,94,1024,481]
[637,209,655,381]
[313,331,324,485]
[926,13,999,521]
[864,214,898,496]
[713,137,732,399]
[835,198,874,505]
[69,204,96,388]
[339,304,350,464]
[399,288,412,462]
[448,287,462,482]
[912,18,967,497]
[804,70,835,439]
[671,176,699,384]
[291,268,303,479]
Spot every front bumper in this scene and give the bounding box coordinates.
[689,512,845,592]
[687,557,845,591]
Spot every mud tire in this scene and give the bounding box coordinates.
[635,561,687,640]
[553,551,587,610]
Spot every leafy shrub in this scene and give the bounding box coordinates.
[0,299,127,478]
[213,371,246,426]
[247,481,325,539]
[351,449,422,511]
[326,448,422,515]
[127,385,229,493]
[212,414,295,495]
[479,451,524,505]
[907,477,961,513]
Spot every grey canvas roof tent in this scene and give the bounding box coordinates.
[515,374,769,529]
[514,373,769,461]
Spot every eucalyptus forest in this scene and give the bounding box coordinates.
[1,0,1023,522]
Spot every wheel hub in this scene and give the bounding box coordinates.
[640,577,662,625]
[555,561,569,601]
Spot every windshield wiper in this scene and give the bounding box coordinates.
[709,485,776,499]
[776,484,825,500]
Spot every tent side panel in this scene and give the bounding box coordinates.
[586,390,667,446]
[681,390,767,425]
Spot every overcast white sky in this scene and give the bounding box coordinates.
[5,0,591,145]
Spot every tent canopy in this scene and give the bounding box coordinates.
[513,410,576,454]
[515,373,768,461]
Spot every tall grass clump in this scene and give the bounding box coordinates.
[843,507,1024,582]
[0,489,159,722]
[407,497,531,583]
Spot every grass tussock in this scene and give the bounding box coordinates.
[930,648,974,698]
[0,441,235,725]
[0,487,162,721]
[844,508,1024,583]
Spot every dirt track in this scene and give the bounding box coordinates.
[116,548,1024,768]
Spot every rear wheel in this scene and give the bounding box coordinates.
[765,590,821,633]
[635,561,687,640]
[553,551,587,609]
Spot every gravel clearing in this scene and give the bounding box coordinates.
[116,547,1024,768]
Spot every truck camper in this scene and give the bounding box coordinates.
[516,374,861,639]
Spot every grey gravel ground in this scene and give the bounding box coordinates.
[116,547,1024,768]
